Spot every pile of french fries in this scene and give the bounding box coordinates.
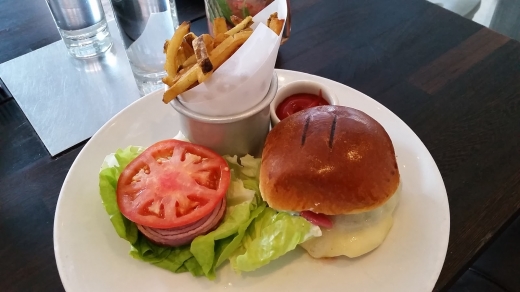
[162,13,285,103]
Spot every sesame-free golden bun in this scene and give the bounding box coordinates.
[259,105,400,215]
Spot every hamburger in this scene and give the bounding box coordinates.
[259,105,401,258]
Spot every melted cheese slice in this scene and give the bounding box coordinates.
[300,186,400,258]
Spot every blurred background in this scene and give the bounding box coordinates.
[429,0,520,41]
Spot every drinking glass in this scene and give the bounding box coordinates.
[110,0,180,96]
[46,0,113,58]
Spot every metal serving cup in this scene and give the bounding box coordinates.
[170,73,278,157]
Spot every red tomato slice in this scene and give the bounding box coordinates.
[116,139,230,229]
[300,211,333,229]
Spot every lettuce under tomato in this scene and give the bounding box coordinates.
[99,146,203,276]
[99,146,142,244]
[98,146,320,280]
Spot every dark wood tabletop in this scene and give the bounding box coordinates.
[1,0,520,291]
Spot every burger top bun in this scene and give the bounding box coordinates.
[259,105,400,215]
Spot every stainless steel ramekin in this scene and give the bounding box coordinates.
[170,73,278,157]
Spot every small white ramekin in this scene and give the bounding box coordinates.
[270,80,338,126]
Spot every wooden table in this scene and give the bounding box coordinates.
[1,0,519,291]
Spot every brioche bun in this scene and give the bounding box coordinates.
[259,105,400,215]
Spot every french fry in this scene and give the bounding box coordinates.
[164,21,190,76]
[163,65,199,103]
[269,18,285,35]
[162,75,175,87]
[267,12,277,27]
[176,34,195,72]
[225,16,253,36]
[213,17,228,36]
[176,49,194,73]
[163,40,169,54]
[183,32,196,49]
[173,63,195,83]
[211,30,253,70]
[230,15,243,26]
[180,55,197,72]
[193,35,213,74]
[179,34,212,73]
[213,33,229,47]
[176,46,187,71]
[181,40,194,59]
[201,34,214,53]
[197,68,212,83]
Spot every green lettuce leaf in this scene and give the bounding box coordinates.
[130,235,201,275]
[230,207,321,272]
[99,146,143,244]
[189,154,265,279]
[190,201,266,279]
[224,154,321,273]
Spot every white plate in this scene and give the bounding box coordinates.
[54,69,449,292]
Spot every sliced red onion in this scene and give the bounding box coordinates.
[137,198,226,247]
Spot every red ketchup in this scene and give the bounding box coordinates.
[276,91,329,121]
